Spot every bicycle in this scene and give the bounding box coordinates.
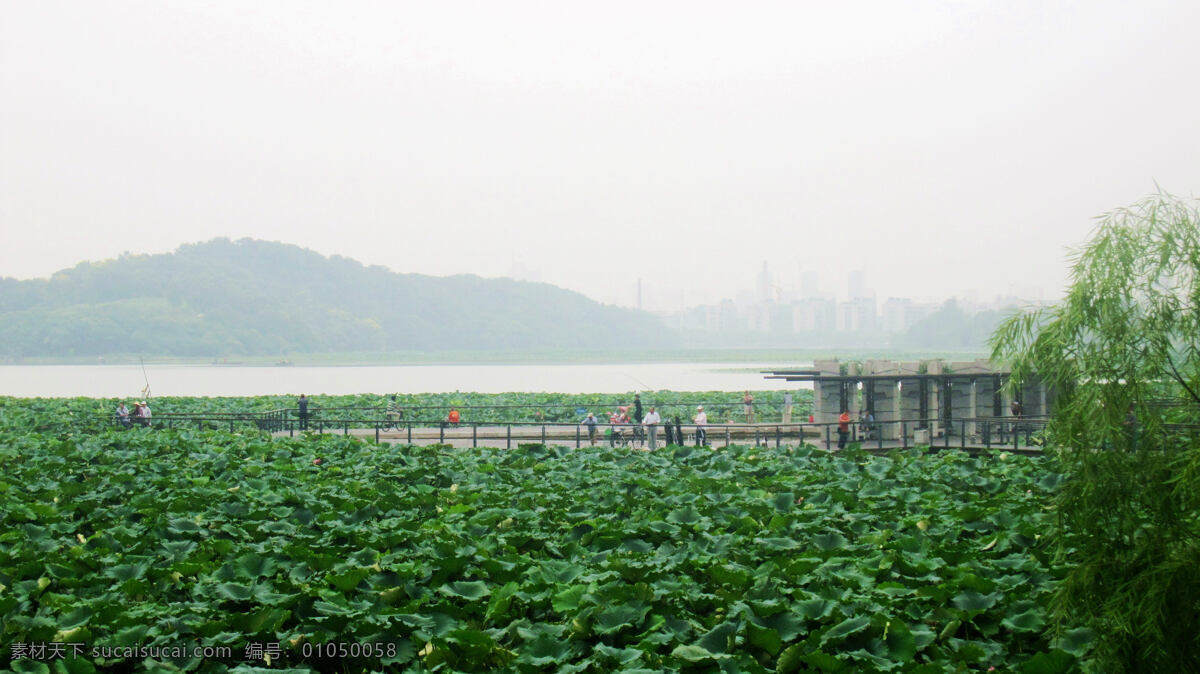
[381,409,404,432]
[608,426,630,448]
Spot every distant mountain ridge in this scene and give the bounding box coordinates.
[0,239,677,357]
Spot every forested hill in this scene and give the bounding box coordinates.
[0,239,677,357]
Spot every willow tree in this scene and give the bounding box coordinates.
[990,192,1200,671]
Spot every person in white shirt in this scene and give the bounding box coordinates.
[693,405,708,446]
[136,401,152,427]
[643,406,662,450]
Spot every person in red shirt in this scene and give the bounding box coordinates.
[447,408,461,425]
[837,410,851,449]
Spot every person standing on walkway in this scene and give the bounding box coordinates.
[693,406,708,446]
[744,391,755,424]
[837,409,851,449]
[1009,399,1023,440]
[633,394,645,446]
[782,392,793,424]
[298,394,309,430]
[583,412,598,446]
[643,406,661,450]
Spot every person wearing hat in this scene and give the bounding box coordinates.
[136,401,152,428]
[693,405,708,447]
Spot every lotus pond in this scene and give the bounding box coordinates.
[0,398,1091,672]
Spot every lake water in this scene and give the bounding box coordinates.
[0,363,813,397]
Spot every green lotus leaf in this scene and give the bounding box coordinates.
[666,506,701,525]
[215,582,254,602]
[592,643,643,665]
[670,644,729,662]
[594,603,648,635]
[1050,627,1095,656]
[439,580,490,600]
[234,553,277,579]
[552,584,591,613]
[796,598,835,621]
[951,590,998,612]
[821,615,872,644]
[698,619,739,654]
[812,533,847,551]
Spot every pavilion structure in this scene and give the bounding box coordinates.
[763,359,1051,442]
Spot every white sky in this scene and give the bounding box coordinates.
[3,1,1198,309]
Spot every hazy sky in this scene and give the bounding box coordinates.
[3,1,1198,309]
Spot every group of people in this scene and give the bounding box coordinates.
[835,409,878,449]
[116,401,152,428]
[575,394,711,450]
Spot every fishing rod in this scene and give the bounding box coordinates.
[139,356,152,400]
[622,373,652,391]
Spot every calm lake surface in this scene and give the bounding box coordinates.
[0,363,813,397]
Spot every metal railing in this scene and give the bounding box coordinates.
[100,409,1200,456]
[150,412,1048,453]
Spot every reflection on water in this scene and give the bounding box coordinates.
[0,363,813,397]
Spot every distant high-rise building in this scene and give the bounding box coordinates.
[836,297,877,333]
[882,298,913,334]
[793,297,836,334]
[848,270,868,300]
[801,270,821,299]
[757,261,773,304]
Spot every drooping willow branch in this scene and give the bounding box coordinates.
[1165,353,1200,406]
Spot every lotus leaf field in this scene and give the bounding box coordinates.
[0,395,1091,673]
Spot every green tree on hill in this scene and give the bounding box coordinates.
[990,192,1200,671]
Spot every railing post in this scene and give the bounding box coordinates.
[473,423,478,448]
[344,421,349,436]
[440,422,445,445]
[197,419,202,430]
[375,423,380,444]
[507,425,511,449]
[1013,423,1018,451]
[825,425,831,451]
[541,425,546,445]
[902,422,908,449]
[754,427,760,447]
[230,419,234,433]
[775,425,781,448]
[945,422,950,449]
[576,425,581,448]
[407,423,412,444]
[725,426,731,447]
